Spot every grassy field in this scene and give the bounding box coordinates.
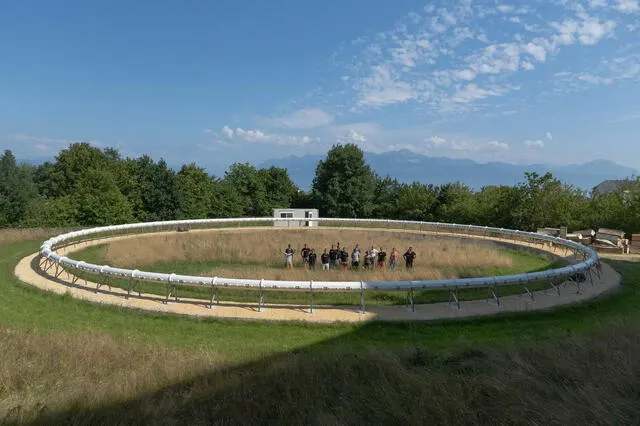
[2,230,640,424]
[68,228,560,306]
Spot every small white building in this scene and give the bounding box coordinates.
[273,208,319,227]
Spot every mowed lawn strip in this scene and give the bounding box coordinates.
[0,237,637,358]
[71,243,561,306]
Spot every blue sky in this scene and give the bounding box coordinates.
[1,0,640,174]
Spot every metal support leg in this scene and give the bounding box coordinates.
[164,281,170,304]
[209,277,219,309]
[258,279,264,312]
[488,286,501,307]
[449,287,461,310]
[55,265,65,279]
[359,281,365,314]
[309,280,314,314]
[407,287,415,312]
[522,284,535,302]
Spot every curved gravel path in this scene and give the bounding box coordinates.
[14,228,622,323]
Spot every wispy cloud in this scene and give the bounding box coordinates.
[216,126,312,146]
[329,0,632,116]
[10,133,68,144]
[524,140,545,148]
[269,108,334,129]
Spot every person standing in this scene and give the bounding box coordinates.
[321,248,330,271]
[370,246,379,263]
[377,247,387,269]
[282,244,295,269]
[329,245,338,269]
[340,246,349,268]
[403,246,416,270]
[389,247,399,270]
[351,244,361,269]
[308,249,317,270]
[301,244,311,267]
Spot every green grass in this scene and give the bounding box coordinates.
[1,237,637,358]
[69,243,561,306]
[3,233,640,425]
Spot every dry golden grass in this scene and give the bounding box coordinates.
[0,327,219,424]
[3,323,640,425]
[101,228,516,281]
[0,228,76,245]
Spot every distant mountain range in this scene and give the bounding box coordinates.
[258,150,638,192]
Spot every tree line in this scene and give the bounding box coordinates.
[1,142,638,233]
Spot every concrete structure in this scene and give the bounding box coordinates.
[272,208,318,227]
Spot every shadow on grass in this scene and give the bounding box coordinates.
[16,259,640,425]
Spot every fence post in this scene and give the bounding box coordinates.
[309,280,314,314]
[359,281,365,314]
[258,279,265,312]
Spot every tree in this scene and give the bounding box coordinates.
[71,168,133,226]
[371,176,401,219]
[47,142,111,197]
[394,182,439,221]
[223,163,267,216]
[311,144,376,217]
[474,185,523,229]
[258,166,299,213]
[174,163,214,219]
[437,182,477,224]
[209,179,245,218]
[131,156,177,221]
[0,150,38,226]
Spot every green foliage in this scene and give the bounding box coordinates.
[0,150,38,226]
[3,141,640,232]
[312,144,376,217]
[175,163,215,219]
[71,168,133,225]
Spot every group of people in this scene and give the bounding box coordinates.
[281,242,416,271]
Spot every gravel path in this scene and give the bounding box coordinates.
[13,228,622,323]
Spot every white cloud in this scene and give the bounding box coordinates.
[497,5,514,13]
[203,128,214,134]
[551,14,616,46]
[338,129,367,144]
[521,61,535,70]
[221,125,234,138]
[10,133,68,144]
[219,126,311,146]
[356,64,414,107]
[589,0,608,7]
[427,136,446,146]
[546,132,553,140]
[449,84,512,104]
[273,108,334,129]
[616,0,640,13]
[487,140,509,150]
[578,73,614,84]
[524,140,545,148]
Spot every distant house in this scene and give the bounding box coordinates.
[592,179,632,196]
[272,208,319,227]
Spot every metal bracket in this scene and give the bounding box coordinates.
[258,279,265,312]
[448,287,461,310]
[522,284,535,302]
[406,287,415,312]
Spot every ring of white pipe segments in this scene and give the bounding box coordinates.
[39,217,599,293]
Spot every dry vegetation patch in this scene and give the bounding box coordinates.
[99,228,520,281]
[0,228,76,245]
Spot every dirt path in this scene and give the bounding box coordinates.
[14,228,622,323]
